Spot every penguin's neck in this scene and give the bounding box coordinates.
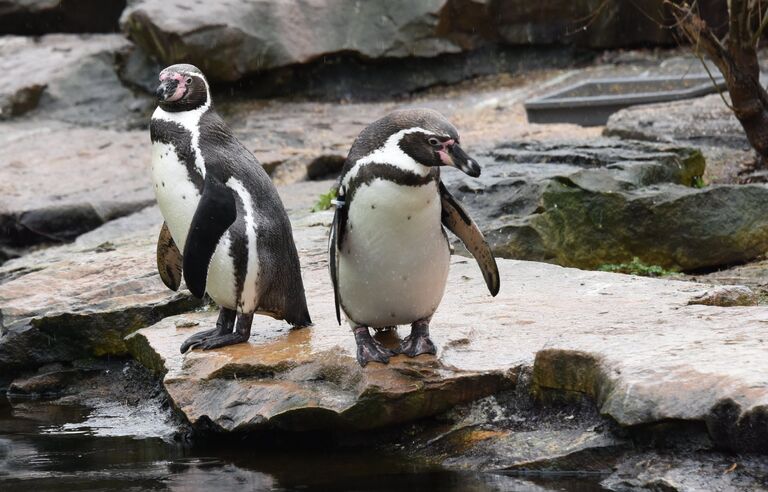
[152,100,211,179]
[152,99,210,133]
[342,127,432,190]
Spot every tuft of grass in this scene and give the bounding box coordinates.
[311,187,337,212]
[597,257,678,277]
[692,175,706,188]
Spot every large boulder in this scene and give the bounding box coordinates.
[121,0,462,83]
[0,208,200,381]
[0,34,151,124]
[0,0,126,35]
[120,0,725,86]
[444,138,768,271]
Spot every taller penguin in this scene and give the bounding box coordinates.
[150,64,311,353]
[329,108,500,366]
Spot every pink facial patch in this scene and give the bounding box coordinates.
[438,150,453,165]
[159,71,189,102]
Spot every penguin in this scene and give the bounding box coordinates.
[328,108,499,366]
[150,64,311,353]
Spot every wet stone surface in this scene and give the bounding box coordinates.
[118,206,768,451]
[0,207,200,379]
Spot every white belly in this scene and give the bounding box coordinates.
[338,179,450,327]
[151,142,238,309]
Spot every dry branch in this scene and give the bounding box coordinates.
[667,0,768,169]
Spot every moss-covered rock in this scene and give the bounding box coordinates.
[0,208,201,381]
[446,138,768,271]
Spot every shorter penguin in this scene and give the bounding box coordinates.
[328,108,499,366]
[150,64,311,353]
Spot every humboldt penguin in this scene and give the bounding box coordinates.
[150,63,311,353]
[328,108,499,366]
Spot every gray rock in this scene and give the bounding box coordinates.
[0,120,153,250]
[120,0,725,86]
[604,94,754,184]
[444,138,768,271]
[605,94,744,148]
[119,0,597,96]
[8,367,98,395]
[602,452,768,492]
[0,208,200,381]
[0,0,126,35]
[126,310,513,432]
[405,369,628,472]
[121,0,461,82]
[444,428,627,472]
[0,35,151,125]
[688,285,758,307]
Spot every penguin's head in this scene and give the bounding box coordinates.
[155,64,210,112]
[364,108,481,177]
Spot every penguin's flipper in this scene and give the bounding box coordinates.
[183,175,237,299]
[439,181,500,296]
[329,190,347,325]
[157,221,183,291]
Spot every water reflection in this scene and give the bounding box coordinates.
[0,396,607,491]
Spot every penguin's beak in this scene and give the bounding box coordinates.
[440,143,481,178]
[155,79,179,102]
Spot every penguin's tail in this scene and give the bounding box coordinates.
[285,293,313,328]
[287,307,313,328]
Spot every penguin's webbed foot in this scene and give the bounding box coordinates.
[196,331,251,350]
[181,327,223,353]
[354,326,395,367]
[180,308,237,354]
[181,310,253,353]
[399,319,437,358]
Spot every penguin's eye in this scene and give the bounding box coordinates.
[185,77,193,85]
[427,137,441,147]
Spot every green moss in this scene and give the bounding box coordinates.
[692,175,706,188]
[311,187,337,212]
[597,257,678,277]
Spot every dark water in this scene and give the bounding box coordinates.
[0,396,607,492]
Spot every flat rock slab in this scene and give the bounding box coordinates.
[0,207,199,378]
[129,216,768,448]
[605,94,745,148]
[440,427,627,471]
[0,120,152,250]
[604,93,754,184]
[127,313,513,432]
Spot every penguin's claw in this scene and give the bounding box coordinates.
[357,340,395,367]
[353,326,395,367]
[180,327,222,354]
[399,334,437,358]
[180,308,238,354]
